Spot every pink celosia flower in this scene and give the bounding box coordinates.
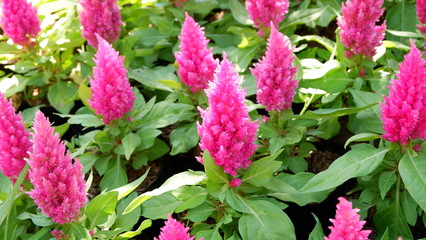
[417,0,426,34]
[78,0,122,48]
[337,0,386,59]
[246,0,290,37]
[155,214,202,240]
[251,25,298,112]
[28,111,87,224]
[89,35,135,125]
[0,0,40,47]
[51,230,68,240]
[175,12,218,93]
[381,40,426,145]
[0,94,31,181]
[229,178,242,188]
[172,0,188,7]
[197,54,258,176]
[325,197,371,240]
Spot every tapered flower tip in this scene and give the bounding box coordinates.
[325,197,371,240]
[154,214,201,240]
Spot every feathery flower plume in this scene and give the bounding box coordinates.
[197,54,258,176]
[89,35,135,125]
[246,0,290,37]
[337,0,386,59]
[251,25,297,112]
[51,230,68,240]
[325,197,371,240]
[154,214,201,240]
[78,0,122,48]
[28,111,87,224]
[0,0,40,47]
[381,40,426,145]
[417,0,426,34]
[0,94,31,181]
[175,12,218,93]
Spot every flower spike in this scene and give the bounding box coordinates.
[0,0,40,47]
[381,40,426,145]
[175,12,218,93]
[89,35,135,125]
[197,54,258,176]
[246,0,290,37]
[251,25,298,112]
[154,214,202,240]
[78,0,122,48]
[0,94,31,181]
[28,111,87,224]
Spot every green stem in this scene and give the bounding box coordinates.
[2,164,30,239]
[395,172,401,216]
[299,92,316,115]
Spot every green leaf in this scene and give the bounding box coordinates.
[116,219,152,240]
[61,114,104,127]
[229,0,252,25]
[128,65,178,92]
[184,0,218,15]
[238,197,296,240]
[242,150,283,187]
[47,80,77,114]
[399,151,426,212]
[141,192,183,219]
[136,127,161,151]
[296,103,377,120]
[204,150,229,184]
[281,7,326,29]
[308,214,325,240]
[124,171,205,214]
[99,159,128,191]
[373,202,413,239]
[112,169,149,200]
[85,191,118,229]
[378,171,396,200]
[137,101,195,129]
[78,83,94,112]
[173,186,208,213]
[186,203,217,222]
[170,122,199,155]
[69,222,92,240]
[300,147,389,192]
[344,133,382,148]
[122,132,141,160]
[385,1,417,41]
[114,193,141,232]
[401,190,418,226]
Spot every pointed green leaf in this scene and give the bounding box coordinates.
[399,151,426,212]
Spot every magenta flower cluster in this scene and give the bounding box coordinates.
[78,0,122,49]
[155,214,201,240]
[325,197,371,240]
[89,35,135,125]
[337,0,386,59]
[417,0,426,34]
[0,0,40,47]
[381,40,426,145]
[0,94,31,181]
[197,54,258,177]
[175,13,218,93]
[251,26,298,112]
[246,0,290,36]
[28,111,87,224]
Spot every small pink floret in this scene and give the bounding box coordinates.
[246,0,290,36]
[325,197,371,240]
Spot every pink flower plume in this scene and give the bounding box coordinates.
[154,214,202,240]
[28,111,87,224]
[197,54,258,176]
[246,0,290,37]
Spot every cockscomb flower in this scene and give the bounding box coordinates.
[381,40,426,145]
[417,0,426,34]
[175,12,218,93]
[0,0,40,47]
[28,111,87,224]
[246,0,290,37]
[197,54,258,176]
[251,25,298,112]
[325,197,371,240]
[78,0,122,48]
[89,35,135,125]
[337,0,386,59]
[154,214,201,240]
[0,94,31,181]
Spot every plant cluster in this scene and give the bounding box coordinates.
[0,0,426,239]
